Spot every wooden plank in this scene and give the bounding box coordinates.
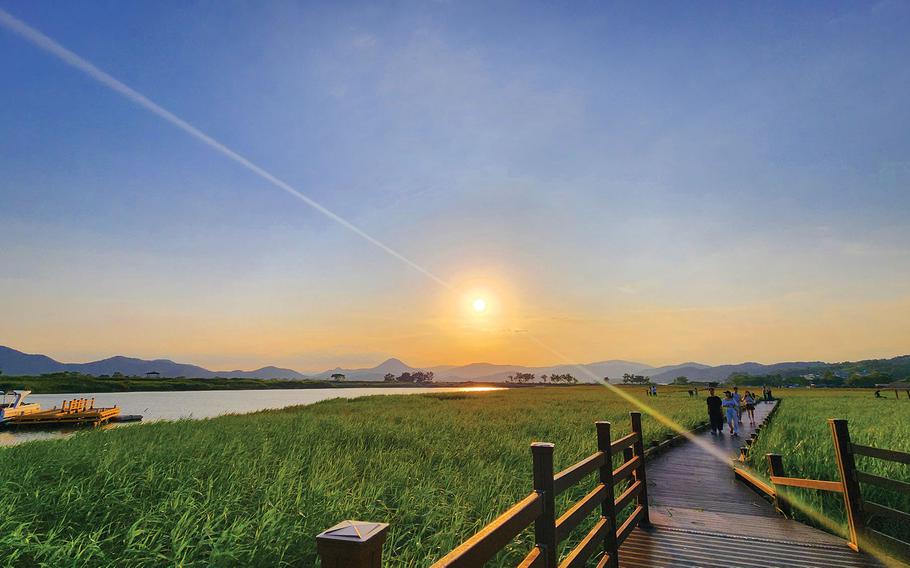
[610,432,638,454]
[769,476,844,493]
[614,480,642,513]
[557,516,608,568]
[554,451,605,495]
[517,546,545,568]
[733,467,776,499]
[611,455,640,485]
[430,493,542,568]
[556,483,607,543]
[615,505,643,545]
[856,470,910,496]
[851,443,910,465]
[864,500,910,524]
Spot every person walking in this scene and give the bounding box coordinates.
[706,388,724,435]
[743,391,756,426]
[732,386,743,425]
[722,391,740,436]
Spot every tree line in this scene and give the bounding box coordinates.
[383,371,434,384]
[506,372,578,384]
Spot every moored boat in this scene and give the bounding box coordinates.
[0,391,42,422]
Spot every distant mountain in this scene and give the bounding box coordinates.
[0,346,305,380]
[0,346,66,376]
[313,358,417,381]
[2,344,906,385]
[648,361,826,383]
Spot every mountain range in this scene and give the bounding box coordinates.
[0,345,905,383]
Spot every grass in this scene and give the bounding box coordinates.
[0,386,705,567]
[745,388,910,546]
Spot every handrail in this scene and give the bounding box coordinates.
[553,451,605,495]
[769,476,844,493]
[855,470,910,496]
[610,432,638,454]
[320,411,656,568]
[851,444,910,465]
[431,492,542,568]
[613,480,642,512]
[557,517,608,568]
[864,501,910,524]
[733,466,776,499]
[612,455,640,484]
[555,484,607,543]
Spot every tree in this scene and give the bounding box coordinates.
[383,373,396,382]
[672,376,689,385]
[549,373,577,384]
[330,373,345,381]
[622,373,649,384]
[603,376,610,383]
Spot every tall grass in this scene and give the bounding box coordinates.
[0,386,705,567]
[745,389,910,545]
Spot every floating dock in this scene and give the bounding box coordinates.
[5,397,120,427]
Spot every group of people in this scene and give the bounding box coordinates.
[645,385,658,396]
[706,386,760,437]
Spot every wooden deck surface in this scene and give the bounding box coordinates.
[618,400,885,568]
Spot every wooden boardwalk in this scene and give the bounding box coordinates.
[619,401,884,568]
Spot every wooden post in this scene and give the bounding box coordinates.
[766,454,792,517]
[532,442,557,567]
[829,419,866,552]
[629,412,651,526]
[895,389,899,399]
[596,422,620,568]
[316,520,389,568]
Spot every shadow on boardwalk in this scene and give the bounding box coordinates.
[619,401,886,568]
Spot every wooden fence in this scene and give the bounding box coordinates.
[734,418,910,559]
[316,412,652,568]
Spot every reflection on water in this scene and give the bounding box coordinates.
[0,386,504,447]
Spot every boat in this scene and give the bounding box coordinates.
[0,390,42,422]
[4,397,120,427]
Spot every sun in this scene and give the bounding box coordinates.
[472,297,487,313]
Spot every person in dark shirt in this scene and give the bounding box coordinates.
[706,388,724,435]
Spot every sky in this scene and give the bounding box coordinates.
[1,1,909,372]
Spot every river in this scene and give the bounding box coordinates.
[0,386,503,446]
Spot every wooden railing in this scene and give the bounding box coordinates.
[734,418,910,559]
[317,412,651,568]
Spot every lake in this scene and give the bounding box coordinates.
[0,386,503,446]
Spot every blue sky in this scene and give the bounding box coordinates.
[2,1,909,370]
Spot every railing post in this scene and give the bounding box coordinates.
[316,520,389,568]
[531,442,557,567]
[596,422,620,568]
[629,412,651,527]
[829,419,866,552]
[766,454,792,517]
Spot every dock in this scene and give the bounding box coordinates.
[5,397,120,427]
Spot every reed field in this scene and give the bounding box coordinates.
[745,389,910,545]
[0,385,704,567]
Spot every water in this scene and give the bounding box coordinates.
[0,386,502,446]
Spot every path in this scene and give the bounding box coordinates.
[618,400,883,568]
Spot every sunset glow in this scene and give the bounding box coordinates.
[472,298,487,313]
